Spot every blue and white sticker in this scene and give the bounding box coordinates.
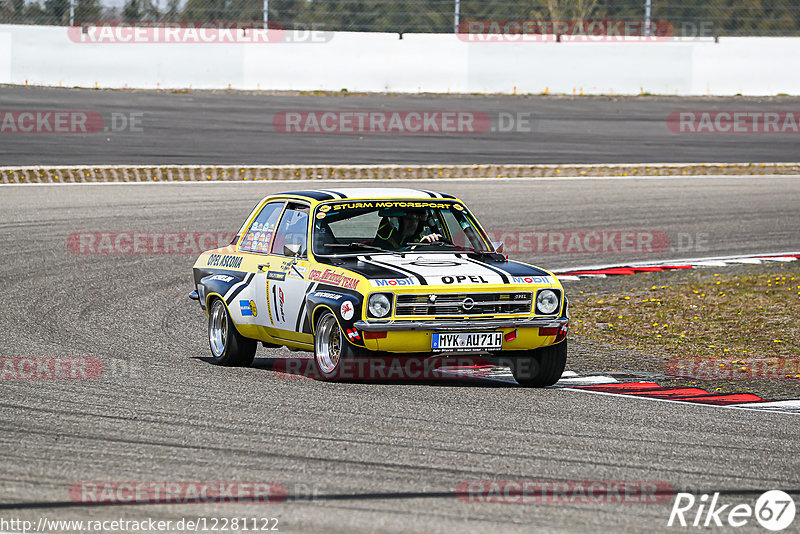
[370,278,416,287]
[511,275,554,284]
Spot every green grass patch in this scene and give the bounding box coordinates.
[571,270,800,380]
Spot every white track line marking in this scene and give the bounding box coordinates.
[727,400,800,412]
[553,252,800,274]
[686,261,732,267]
[724,258,770,264]
[760,256,798,262]
[556,376,619,386]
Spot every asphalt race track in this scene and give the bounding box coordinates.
[1,178,799,533]
[2,87,800,165]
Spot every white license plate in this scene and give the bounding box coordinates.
[432,332,503,352]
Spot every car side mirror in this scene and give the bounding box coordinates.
[284,243,302,257]
[492,241,504,253]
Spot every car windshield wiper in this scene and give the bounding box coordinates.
[404,240,454,247]
[450,247,501,258]
[325,243,405,257]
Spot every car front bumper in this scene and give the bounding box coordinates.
[354,316,567,332]
[353,317,568,353]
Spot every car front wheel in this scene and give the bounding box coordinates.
[508,339,567,387]
[208,298,257,366]
[313,311,365,380]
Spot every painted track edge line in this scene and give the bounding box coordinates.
[561,386,800,415]
[552,252,800,275]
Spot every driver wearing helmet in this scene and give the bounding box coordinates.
[374,210,442,249]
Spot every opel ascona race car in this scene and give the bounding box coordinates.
[190,188,568,386]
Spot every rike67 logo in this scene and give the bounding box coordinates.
[668,490,796,531]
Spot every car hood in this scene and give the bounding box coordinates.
[322,253,556,287]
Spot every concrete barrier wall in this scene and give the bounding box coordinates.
[0,24,798,95]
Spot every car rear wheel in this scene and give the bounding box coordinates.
[509,339,567,387]
[313,311,365,380]
[208,298,257,367]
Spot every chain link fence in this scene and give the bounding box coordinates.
[1,0,799,37]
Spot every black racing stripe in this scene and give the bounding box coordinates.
[491,260,549,277]
[319,189,346,199]
[296,282,318,333]
[327,256,414,280]
[312,283,363,298]
[463,257,510,283]
[417,189,437,198]
[283,190,335,201]
[439,192,455,199]
[366,258,428,285]
[225,273,255,305]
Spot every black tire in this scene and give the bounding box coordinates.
[207,298,257,366]
[313,310,366,381]
[508,339,567,387]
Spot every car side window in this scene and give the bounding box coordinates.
[271,203,310,257]
[240,201,285,253]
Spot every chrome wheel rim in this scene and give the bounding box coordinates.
[209,300,228,358]
[315,314,341,375]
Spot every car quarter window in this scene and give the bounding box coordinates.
[240,201,285,253]
[271,203,310,257]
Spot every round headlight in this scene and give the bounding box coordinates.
[368,294,391,318]
[536,290,559,315]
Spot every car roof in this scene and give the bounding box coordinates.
[278,188,456,201]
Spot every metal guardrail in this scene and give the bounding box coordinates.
[2,1,800,37]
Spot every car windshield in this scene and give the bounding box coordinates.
[312,200,492,256]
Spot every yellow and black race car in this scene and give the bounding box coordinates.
[190,188,568,386]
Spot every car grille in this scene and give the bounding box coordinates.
[394,292,532,317]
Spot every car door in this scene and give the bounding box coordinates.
[237,200,285,335]
[263,202,314,345]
